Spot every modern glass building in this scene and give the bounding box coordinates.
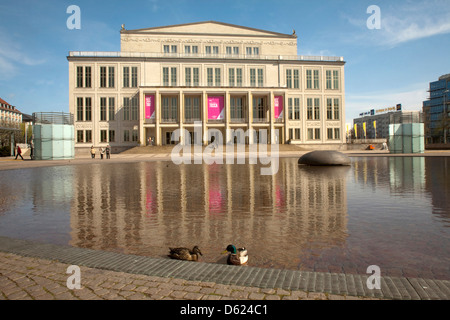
[423,74,450,145]
[67,21,346,154]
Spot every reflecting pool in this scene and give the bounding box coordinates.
[0,157,449,280]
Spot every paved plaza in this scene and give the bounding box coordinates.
[1,147,449,301]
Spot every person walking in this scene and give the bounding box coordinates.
[15,144,24,160]
[100,147,105,159]
[90,145,96,159]
[106,145,111,159]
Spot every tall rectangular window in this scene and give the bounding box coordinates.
[307,98,313,120]
[215,68,221,86]
[108,97,115,121]
[123,67,130,88]
[236,68,242,87]
[101,130,107,143]
[162,97,178,122]
[123,97,130,121]
[294,69,299,89]
[286,70,292,88]
[257,69,264,87]
[85,67,91,88]
[326,70,332,90]
[306,69,319,89]
[328,128,333,140]
[185,68,192,86]
[77,97,83,121]
[314,98,320,120]
[108,67,115,88]
[85,130,92,143]
[334,128,340,140]
[207,68,214,86]
[327,98,333,120]
[193,68,199,86]
[288,98,293,120]
[295,128,301,140]
[229,68,235,87]
[77,130,84,143]
[109,130,115,142]
[315,128,321,140]
[326,98,340,120]
[100,97,107,121]
[131,96,138,121]
[85,98,92,121]
[313,70,320,89]
[100,67,107,88]
[334,98,340,120]
[124,130,130,142]
[333,70,339,90]
[76,67,83,88]
[132,130,138,142]
[163,67,169,86]
[288,98,300,120]
[229,68,242,87]
[250,69,256,87]
[294,98,300,120]
[230,97,243,119]
[185,97,201,121]
[171,67,177,86]
[131,67,138,87]
[101,67,115,88]
[306,70,312,89]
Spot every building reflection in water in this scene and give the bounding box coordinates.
[70,159,349,270]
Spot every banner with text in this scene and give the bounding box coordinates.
[274,96,284,119]
[145,95,155,119]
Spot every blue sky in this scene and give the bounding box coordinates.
[0,0,449,122]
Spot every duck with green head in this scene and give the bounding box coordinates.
[222,244,248,266]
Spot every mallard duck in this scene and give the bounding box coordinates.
[168,246,203,261]
[222,244,248,265]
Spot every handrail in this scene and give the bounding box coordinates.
[68,51,344,62]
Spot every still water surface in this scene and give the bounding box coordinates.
[0,157,449,279]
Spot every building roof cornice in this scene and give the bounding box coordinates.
[120,20,297,39]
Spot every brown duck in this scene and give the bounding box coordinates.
[168,246,203,261]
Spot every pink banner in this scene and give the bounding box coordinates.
[145,95,155,119]
[274,96,283,119]
[207,96,224,120]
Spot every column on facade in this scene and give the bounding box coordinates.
[225,90,231,144]
[202,91,208,146]
[248,91,254,144]
[179,90,185,145]
[155,91,161,146]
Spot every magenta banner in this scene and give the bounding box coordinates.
[207,96,224,120]
[145,94,155,119]
[274,96,283,119]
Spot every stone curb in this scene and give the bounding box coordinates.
[0,236,448,300]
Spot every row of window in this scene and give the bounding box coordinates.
[77,129,138,144]
[76,127,340,144]
[163,44,260,56]
[76,66,138,88]
[76,65,340,90]
[76,96,341,122]
[289,128,341,141]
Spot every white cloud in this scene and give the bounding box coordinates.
[0,29,46,77]
[343,1,450,47]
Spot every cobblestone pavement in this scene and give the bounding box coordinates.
[0,251,372,301]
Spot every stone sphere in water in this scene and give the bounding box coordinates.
[298,150,351,166]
